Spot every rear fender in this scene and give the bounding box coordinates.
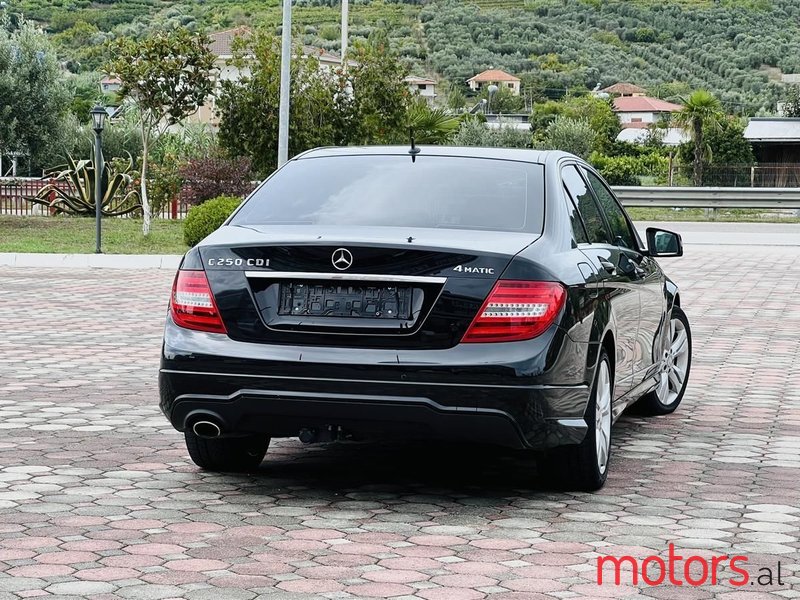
[583,299,613,390]
[665,277,680,312]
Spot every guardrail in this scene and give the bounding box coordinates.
[612,187,800,209]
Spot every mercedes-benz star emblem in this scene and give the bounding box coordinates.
[331,248,353,271]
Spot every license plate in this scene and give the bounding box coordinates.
[278,283,413,319]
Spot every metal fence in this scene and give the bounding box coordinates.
[0,177,194,219]
[1,177,260,219]
[613,186,800,209]
[0,178,66,216]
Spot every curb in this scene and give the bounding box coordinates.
[0,253,182,270]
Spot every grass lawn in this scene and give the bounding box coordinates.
[2,209,798,256]
[0,216,188,254]
[627,207,800,223]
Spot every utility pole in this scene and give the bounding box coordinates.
[341,0,349,66]
[277,0,292,168]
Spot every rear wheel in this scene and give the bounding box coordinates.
[539,350,612,491]
[638,305,691,416]
[184,431,270,472]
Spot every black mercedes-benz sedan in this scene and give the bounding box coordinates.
[159,146,691,490]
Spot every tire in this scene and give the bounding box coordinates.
[638,305,691,416]
[184,431,270,472]
[539,350,613,491]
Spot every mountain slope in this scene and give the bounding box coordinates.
[424,0,795,112]
[22,0,798,113]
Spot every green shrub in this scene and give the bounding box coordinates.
[183,195,242,247]
[590,152,670,186]
[451,118,531,148]
[537,116,596,160]
[590,154,642,186]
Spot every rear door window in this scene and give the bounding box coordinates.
[583,170,638,250]
[562,165,610,244]
[563,185,588,244]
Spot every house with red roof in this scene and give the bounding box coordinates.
[600,82,646,97]
[613,95,682,127]
[99,76,122,95]
[467,69,521,96]
[612,95,688,146]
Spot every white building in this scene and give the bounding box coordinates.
[612,95,687,146]
[467,69,521,96]
[616,127,690,147]
[99,76,122,95]
[405,76,437,104]
[613,96,683,126]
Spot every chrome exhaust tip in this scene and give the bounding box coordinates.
[192,420,221,438]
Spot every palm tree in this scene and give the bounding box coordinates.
[673,90,724,186]
[406,102,462,145]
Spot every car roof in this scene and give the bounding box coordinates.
[295,145,577,165]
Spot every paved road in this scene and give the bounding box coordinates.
[1,246,799,599]
[635,221,800,246]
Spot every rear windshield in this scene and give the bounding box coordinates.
[231,155,545,233]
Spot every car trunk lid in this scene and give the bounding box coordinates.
[199,225,539,349]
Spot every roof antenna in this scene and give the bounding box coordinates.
[408,127,420,162]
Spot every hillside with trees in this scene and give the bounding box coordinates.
[424,0,794,113]
[10,0,800,113]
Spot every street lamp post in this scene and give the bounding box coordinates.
[90,105,106,254]
[487,84,499,115]
[341,0,349,65]
[277,0,292,168]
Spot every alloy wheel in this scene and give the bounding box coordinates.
[595,360,612,474]
[656,317,690,406]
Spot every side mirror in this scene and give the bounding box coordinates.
[646,227,683,257]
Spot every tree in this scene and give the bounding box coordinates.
[342,38,412,145]
[451,117,531,149]
[0,16,70,174]
[65,72,113,123]
[530,95,619,153]
[478,84,525,114]
[52,20,107,72]
[216,33,341,176]
[107,29,215,235]
[406,102,461,144]
[217,33,412,174]
[676,116,753,186]
[445,84,466,111]
[673,90,724,186]
[538,116,597,159]
[677,117,754,166]
[782,85,800,117]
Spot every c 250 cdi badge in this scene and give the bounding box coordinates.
[159,146,691,490]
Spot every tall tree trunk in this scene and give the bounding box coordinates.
[140,125,151,236]
[693,118,703,187]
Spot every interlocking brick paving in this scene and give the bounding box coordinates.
[1,245,799,599]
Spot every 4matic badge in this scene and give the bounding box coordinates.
[453,265,495,274]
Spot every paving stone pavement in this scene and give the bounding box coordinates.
[1,245,799,600]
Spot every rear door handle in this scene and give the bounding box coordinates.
[598,258,616,274]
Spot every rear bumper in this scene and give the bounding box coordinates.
[159,317,592,450]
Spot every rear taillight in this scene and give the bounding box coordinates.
[462,280,566,343]
[170,270,227,334]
